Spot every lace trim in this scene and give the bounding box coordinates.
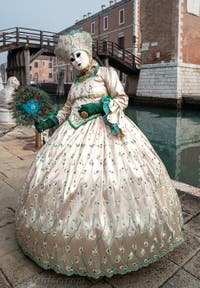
[16,236,184,279]
[102,96,122,136]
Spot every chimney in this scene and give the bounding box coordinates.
[101,4,106,10]
[83,14,87,19]
[110,0,114,5]
[87,12,92,17]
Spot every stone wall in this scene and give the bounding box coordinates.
[136,62,182,106]
[180,63,200,97]
[136,62,200,106]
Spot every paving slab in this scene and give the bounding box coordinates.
[177,191,200,216]
[184,214,200,237]
[172,180,200,198]
[0,178,19,212]
[107,257,179,288]
[91,283,112,288]
[16,271,92,288]
[184,250,200,279]
[0,125,200,288]
[167,230,200,266]
[0,145,15,161]
[0,164,29,192]
[161,268,200,288]
[0,123,16,137]
[182,211,194,224]
[0,248,42,287]
[0,206,15,228]
[0,223,18,258]
[0,270,11,288]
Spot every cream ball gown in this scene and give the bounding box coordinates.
[15,65,183,278]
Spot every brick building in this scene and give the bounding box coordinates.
[59,0,140,85]
[58,0,200,106]
[137,0,200,107]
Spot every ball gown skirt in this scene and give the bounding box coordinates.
[15,113,184,278]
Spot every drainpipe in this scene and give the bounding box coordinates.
[133,0,139,55]
[177,0,183,109]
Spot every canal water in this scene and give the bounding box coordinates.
[51,96,200,188]
[126,105,200,188]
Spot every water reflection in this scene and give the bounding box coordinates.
[126,106,200,188]
[50,95,200,188]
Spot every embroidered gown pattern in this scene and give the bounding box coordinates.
[15,66,184,278]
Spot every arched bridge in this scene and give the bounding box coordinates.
[0,27,141,85]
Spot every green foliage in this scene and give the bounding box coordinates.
[12,86,54,126]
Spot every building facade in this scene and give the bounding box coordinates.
[30,55,56,84]
[59,0,140,85]
[137,0,200,107]
[59,0,200,106]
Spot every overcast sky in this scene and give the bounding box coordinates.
[0,0,110,63]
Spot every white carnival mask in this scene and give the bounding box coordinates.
[70,50,90,71]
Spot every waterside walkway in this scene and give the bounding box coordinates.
[0,124,199,288]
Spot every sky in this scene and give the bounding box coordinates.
[0,0,110,63]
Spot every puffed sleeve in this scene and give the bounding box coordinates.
[56,90,73,125]
[100,67,129,135]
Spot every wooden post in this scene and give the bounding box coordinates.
[3,33,6,45]
[24,49,30,85]
[35,130,42,148]
[16,27,19,45]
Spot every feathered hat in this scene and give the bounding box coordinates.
[54,30,93,62]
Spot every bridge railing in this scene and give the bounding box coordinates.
[0,27,141,73]
[93,40,141,69]
[0,27,58,49]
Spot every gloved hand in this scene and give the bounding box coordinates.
[79,102,104,118]
[35,116,59,133]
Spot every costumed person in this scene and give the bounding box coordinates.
[15,30,184,278]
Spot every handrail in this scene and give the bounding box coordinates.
[0,27,58,48]
[0,27,141,73]
[93,39,141,70]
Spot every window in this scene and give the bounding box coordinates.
[91,22,95,35]
[34,62,38,68]
[119,9,125,24]
[49,62,52,68]
[187,0,200,16]
[70,71,73,81]
[118,36,125,49]
[104,16,108,30]
[49,73,52,78]
[34,73,38,82]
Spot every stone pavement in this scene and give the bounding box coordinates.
[0,124,199,288]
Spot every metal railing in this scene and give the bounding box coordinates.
[93,39,141,70]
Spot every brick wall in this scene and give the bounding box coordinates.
[60,0,137,85]
[140,0,179,64]
[181,0,200,64]
[62,0,134,51]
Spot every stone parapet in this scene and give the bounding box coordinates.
[136,62,180,107]
[136,62,200,108]
[180,63,200,98]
